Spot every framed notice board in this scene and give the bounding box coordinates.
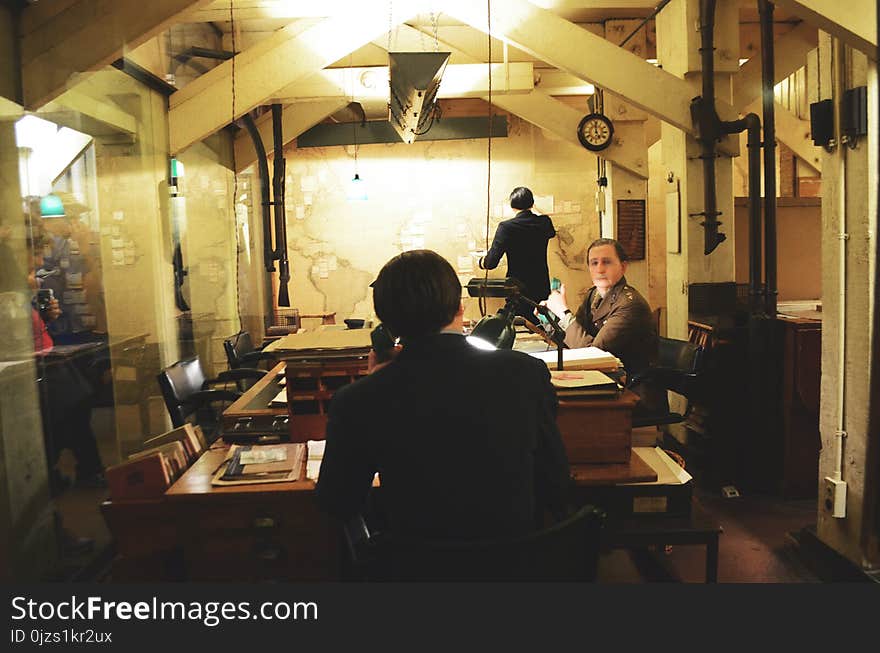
[616,199,646,261]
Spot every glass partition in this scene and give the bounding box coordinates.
[0,66,197,579]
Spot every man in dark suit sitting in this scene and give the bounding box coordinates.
[316,249,571,540]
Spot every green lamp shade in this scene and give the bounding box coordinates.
[467,312,516,350]
[40,193,65,218]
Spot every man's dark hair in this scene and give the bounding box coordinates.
[509,187,534,210]
[587,238,629,263]
[372,249,461,339]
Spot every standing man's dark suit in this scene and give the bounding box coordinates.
[316,332,571,540]
[480,210,556,305]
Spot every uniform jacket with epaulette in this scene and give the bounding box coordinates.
[563,276,657,377]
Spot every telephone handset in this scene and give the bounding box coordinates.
[370,323,396,363]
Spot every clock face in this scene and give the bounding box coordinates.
[577,113,614,151]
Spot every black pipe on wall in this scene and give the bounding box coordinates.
[241,113,277,331]
[241,114,275,273]
[694,0,727,255]
[744,113,763,314]
[759,0,778,316]
[271,104,291,307]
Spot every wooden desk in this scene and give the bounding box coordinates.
[570,453,656,486]
[223,363,638,464]
[103,442,658,581]
[102,444,338,582]
[221,362,287,441]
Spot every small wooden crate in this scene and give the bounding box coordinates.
[556,390,638,463]
[284,359,368,441]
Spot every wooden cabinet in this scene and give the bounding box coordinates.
[556,390,638,463]
[778,315,821,498]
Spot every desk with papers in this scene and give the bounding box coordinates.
[102,441,726,582]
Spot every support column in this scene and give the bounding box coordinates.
[657,0,739,340]
[814,32,879,569]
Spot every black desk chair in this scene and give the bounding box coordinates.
[157,356,266,442]
[628,336,705,429]
[223,331,275,370]
[344,505,606,582]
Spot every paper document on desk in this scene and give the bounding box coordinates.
[269,388,287,407]
[263,328,372,353]
[550,370,617,388]
[628,447,693,485]
[239,447,287,465]
[550,369,620,398]
[306,440,326,481]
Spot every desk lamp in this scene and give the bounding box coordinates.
[464,277,568,369]
[467,302,517,350]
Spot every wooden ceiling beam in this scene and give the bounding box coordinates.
[772,0,876,57]
[733,21,818,109]
[442,0,740,142]
[168,0,426,153]
[20,0,211,108]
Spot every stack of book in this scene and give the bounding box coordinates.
[549,369,621,399]
[106,424,207,500]
[529,346,621,372]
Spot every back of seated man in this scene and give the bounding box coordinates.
[315,249,571,540]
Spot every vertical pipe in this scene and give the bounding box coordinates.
[697,0,726,255]
[831,37,847,482]
[241,115,274,272]
[759,0,777,316]
[241,113,276,331]
[271,104,291,307]
[745,114,763,314]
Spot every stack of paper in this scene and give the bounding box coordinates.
[549,369,620,398]
[627,447,693,486]
[263,327,372,360]
[269,388,287,407]
[306,440,326,481]
[529,346,621,372]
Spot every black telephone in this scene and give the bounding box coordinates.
[370,323,395,363]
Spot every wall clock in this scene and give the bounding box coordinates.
[577,113,614,152]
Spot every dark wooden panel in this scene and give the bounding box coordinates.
[617,199,646,260]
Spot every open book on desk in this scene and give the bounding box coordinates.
[529,346,621,372]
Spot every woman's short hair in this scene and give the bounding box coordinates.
[509,187,534,210]
[372,249,461,339]
[586,238,629,263]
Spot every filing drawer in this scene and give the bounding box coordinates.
[174,495,338,581]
